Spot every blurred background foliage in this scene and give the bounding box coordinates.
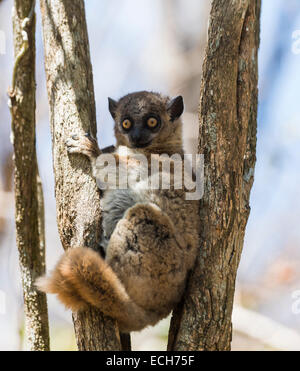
[0,0,300,350]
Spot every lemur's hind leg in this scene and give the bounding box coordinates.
[106,202,187,317]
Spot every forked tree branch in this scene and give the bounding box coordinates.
[9,0,50,351]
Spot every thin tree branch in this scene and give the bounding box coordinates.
[9,0,50,351]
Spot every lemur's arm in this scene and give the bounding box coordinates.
[66,134,120,182]
[66,133,115,156]
[65,133,104,178]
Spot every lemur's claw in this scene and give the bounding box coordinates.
[65,135,81,153]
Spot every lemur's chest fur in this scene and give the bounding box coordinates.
[99,146,149,251]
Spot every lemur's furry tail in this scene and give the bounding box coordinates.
[36,247,157,332]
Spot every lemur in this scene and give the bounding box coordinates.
[37,91,199,333]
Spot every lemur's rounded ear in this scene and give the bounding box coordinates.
[108,98,118,119]
[167,96,184,121]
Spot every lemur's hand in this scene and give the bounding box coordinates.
[65,132,100,160]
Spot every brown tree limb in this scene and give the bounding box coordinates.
[9,0,50,351]
[168,0,261,351]
[39,0,121,350]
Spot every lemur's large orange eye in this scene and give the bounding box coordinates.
[147,117,158,128]
[122,119,132,130]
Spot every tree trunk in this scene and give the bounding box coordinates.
[9,0,50,351]
[39,0,121,350]
[168,0,261,351]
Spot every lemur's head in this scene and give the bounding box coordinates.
[108,91,184,154]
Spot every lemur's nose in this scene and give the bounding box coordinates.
[129,127,151,148]
[130,127,142,143]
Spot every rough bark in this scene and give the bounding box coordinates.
[9,0,50,351]
[39,0,121,350]
[168,0,261,351]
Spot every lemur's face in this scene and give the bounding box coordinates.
[108,91,184,151]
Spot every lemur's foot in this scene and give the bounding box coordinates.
[66,132,100,159]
